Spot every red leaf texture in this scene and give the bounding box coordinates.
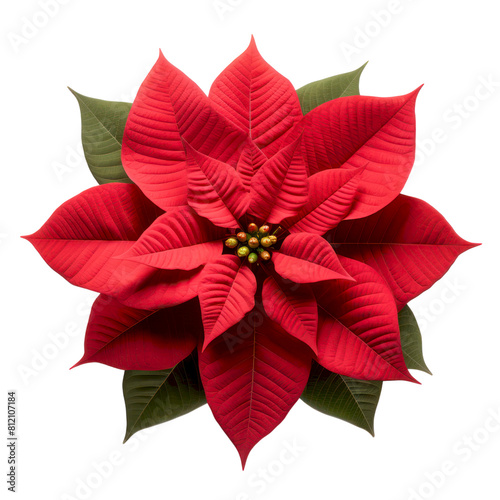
[328,195,479,309]
[185,143,249,229]
[120,206,225,271]
[249,138,308,224]
[282,168,361,234]
[199,255,257,349]
[273,233,352,284]
[122,51,246,209]
[23,184,162,298]
[314,256,417,382]
[199,305,312,468]
[209,36,302,158]
[262,275,318,353]
[73,295,200,370]
[300,89,421,220]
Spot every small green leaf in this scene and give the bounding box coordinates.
[301,361,382,436]
[399,305,432,375]
[296,62,368,114]
[123,353,206,442]
[69,89,133,184]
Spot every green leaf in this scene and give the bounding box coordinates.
[69,89,133,184]
[399,305,432,375]
[296,62,368,115]
[301,361,382,436]
[122,353,206,442]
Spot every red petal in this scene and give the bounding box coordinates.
[23,184,163,297]
[236,139,268,189]
[119,206,225,270]
[199,255,257,349]
[300,88,421,219]
[282,169,361,234]
[73,295,200,370]
[314,256,417,382]
[248,138,308,224]
[199,305,312,468]
[262,276,318,354]
[23,184,203,310]
[117,267,203,310]
[273,233,352,283]
[209,36,302,157]
[122,52,246,210]
[185,143,249,229]
[328,195,479,309]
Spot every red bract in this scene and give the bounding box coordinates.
[24,37,477,468]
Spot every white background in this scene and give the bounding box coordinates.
[1,1,498,499]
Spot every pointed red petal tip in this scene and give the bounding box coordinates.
[453,230,481,250]
[408,84,424,100]
[466,241,481,249]
[156,49,173,69]
[343,272,357,283]
[182,139,208,164]
[201,337,212,353]
[406,372,421,385]
[239,449,250,470]
[180,137,193,153]
[69,357,86,370]
[246,35,261,58]
[21,232,43,245]
[180,137,201,159]
[22,227,44,241]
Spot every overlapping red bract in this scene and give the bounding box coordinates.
[24,37,477,467]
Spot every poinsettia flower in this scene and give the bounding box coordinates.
[24,37,477,468]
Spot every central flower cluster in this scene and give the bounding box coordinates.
[224,223,277,264]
